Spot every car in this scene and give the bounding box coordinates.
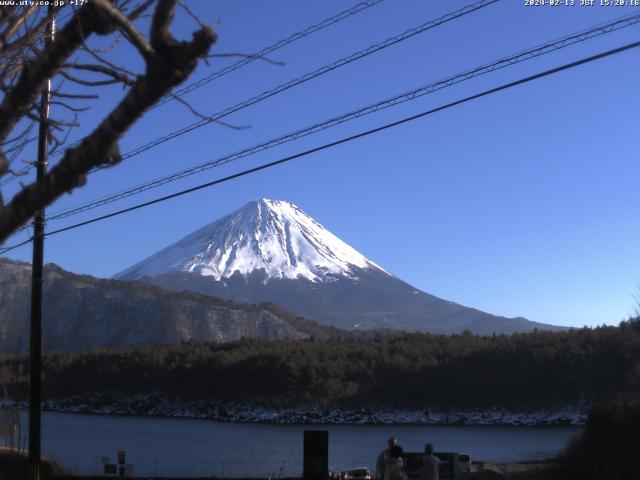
[340,467,373,480]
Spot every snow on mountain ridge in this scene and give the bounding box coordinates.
[115,198,389,282]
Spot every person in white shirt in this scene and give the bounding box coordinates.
[419,443,439,480]
[376,437,401,479]
[384,445,406,480]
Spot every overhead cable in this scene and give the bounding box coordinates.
[2,38,631,249]
[44,11,640,224]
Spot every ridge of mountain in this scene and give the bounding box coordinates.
[0,258,339,353]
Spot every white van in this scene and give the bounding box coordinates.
[403,451,471,480]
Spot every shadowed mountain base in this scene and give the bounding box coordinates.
[141,267,561,334]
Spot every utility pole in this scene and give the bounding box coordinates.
[29,9,54,480]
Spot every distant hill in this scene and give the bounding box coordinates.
[0,258,338,353]
[116,198,563,334]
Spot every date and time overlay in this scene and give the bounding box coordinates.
[525,0,640,7]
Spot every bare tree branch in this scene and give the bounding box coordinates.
[53,91,100,100]
[1,5,37,46]
[127,0,156,21]
[0,153,7,180]
[0,0,216,242]
[177,0,208,30]
[50,100,91,113]
[0,3,116,143]
[25,112,79,132]
[63,62,136,85]
[2,119,36,147]
[150,0,176,49]
[169,92,249,130]
[0,7,58,57]
[79,42,137,77]
[85,32,123,54]
[49,121,76,154]
[59,69,123,87]
[93,0,153,60]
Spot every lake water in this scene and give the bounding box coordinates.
[18,411,582,477]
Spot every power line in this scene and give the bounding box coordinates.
[41,11,640,225]
[152,0,386,109]
[0,0,385,186]
[4,38,633,248]
[107,0,499,165]
[0,237,32,255]
[2,0,501,217]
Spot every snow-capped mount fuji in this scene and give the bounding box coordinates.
[115,198,388,283]
[116,198,562,334]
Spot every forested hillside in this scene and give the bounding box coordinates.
[1,318,638,409]
[0,258,341,352]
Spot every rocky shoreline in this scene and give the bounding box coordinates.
[1,393,587,426]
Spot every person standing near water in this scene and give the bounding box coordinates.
[376,437,401,479]
[384,445,406,480]
[419,443,439,480]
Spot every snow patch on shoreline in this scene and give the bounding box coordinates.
[0,394,587,426]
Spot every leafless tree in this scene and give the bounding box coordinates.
[0,0,216,243]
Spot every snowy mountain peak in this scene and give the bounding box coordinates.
[114,198,389,282]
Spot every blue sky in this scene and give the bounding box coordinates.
[2,0,639,328]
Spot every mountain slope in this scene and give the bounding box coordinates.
[116,198,561,334]
[0,258,337,353]
[141,268,552,334]
[115,198,388,282]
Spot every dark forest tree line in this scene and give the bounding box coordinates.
[1,318,639,409]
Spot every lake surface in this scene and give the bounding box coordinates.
[18,411,581,477]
